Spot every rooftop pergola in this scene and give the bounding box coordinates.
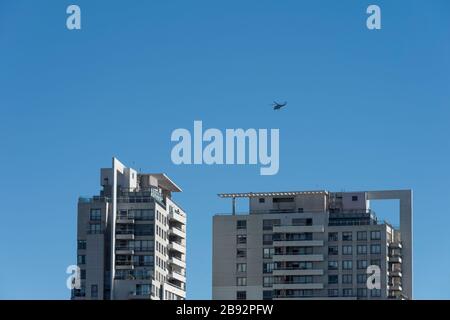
[217,191,328,198]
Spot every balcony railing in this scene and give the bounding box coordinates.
[273,266,314,271]
[79,196,110,203]
[135,247,152,252]
[116,246,153,252]
[116,261,133,266]
[166,281,186,291]
[116,230,134,235]
[274,251,314,256]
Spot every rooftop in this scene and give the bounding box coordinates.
[218,191,329,198]
[144,173,182,192]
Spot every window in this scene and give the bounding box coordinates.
[371,231,381,240]
[263,248,274,259]
[237,249,247,258]
[328,261,338,270]
[236,291,246,300]
[133,255,153,267]
[357,288,367,298]
[292,218,312,226]
[328,289,339,297]
[89,209,101,221]
[136,284,151,296]
[132,209,153,221]
[370,244,381,254]
[263,262,274,274]
[342,274,353,284]
[343,288,353,297]
[133,240,153,252]
[298,261,313,270]
[282,232,313,241]
[258,198,265,203]
[328,232,338,242]
[263,290,273,300]
[357,260,368,270]
[88,223,102,234]
[80,269,86,280]
[370,259,381,267]
[281,233,312,241]
[342,245,353,255]
[352,196,358,201]
[135,224,152,236]
[370,289,381,297]
[342,260,353,270]
[91,285,98,299]
[237,235,247,245]
[280,246,313,255]
[237,263,247,273]
[236,220,247,230]
[328,246,338,255]
[284,289,313,297]
[357,231,367,241]
[273,197,294,203]
[342,232,352,241]
[328,275,338,284]
[77,255,86,265]
[357,245,367,255]
[237,277,247,286]
[263,219,280,230]
[278,261,312,270]
[357,274,367,284]
[263,234,273,245]
[281,275,313,284]
[263,276,273,287]
[77,240,87,250]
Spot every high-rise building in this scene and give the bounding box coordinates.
[212,190,412,300]
[73,158,186,300]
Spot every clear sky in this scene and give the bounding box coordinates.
[0,0,449,299]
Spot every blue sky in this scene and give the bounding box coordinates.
[0,0,449,299]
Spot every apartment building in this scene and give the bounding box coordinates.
[73,158,186,300]
[212,190,412,300]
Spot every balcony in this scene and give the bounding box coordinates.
[273,283,324,290]
[389,241,402,249]
[390,249,402,257]
[116,247,134,255]
[273,254,324,262]
[389,283,403,291]
[273,225,324,233]
[164,281,186,297]
[116,261,134,270]
[79,196,110,203]
[273,240,324,247]
[169,226,186,239]
[169,208,186,224]
[389,256,402,264]
[390,269,402,277]
[128,292,152,300]
[116,233,135,240]
[169,256,186,268]
[168,241,186,254]
[169,269,186,282]
[117,217,135,224]
[272,269,324,276]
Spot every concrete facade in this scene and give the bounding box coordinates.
[213,190,412,300]
[73,158,186,300]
